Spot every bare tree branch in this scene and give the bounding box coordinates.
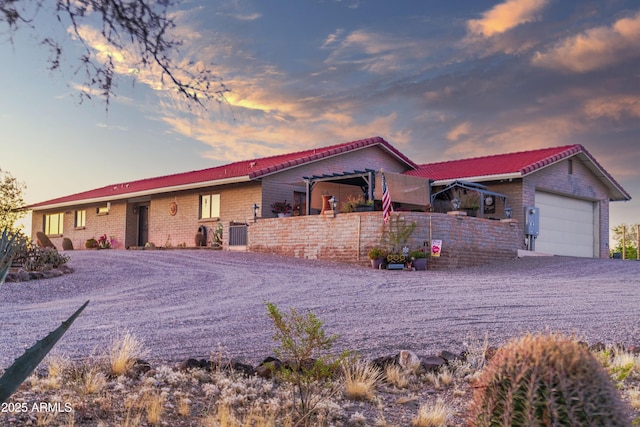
[0,0,229,109]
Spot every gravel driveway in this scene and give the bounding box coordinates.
[2,250,640,367]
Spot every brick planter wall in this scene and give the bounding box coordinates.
[248,212,523,269]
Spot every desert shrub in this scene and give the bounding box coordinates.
[467,333,630,426]
[380,214,416,252]
[265,302,347,426]
[23,246,70,271]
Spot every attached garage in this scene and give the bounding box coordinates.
[534,191,596,257]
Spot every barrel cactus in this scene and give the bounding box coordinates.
[467,333,630,426]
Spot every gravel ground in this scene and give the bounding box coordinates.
[2,250,640,367]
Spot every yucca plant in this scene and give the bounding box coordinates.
[0,227,89,403]
[467,333,630,426]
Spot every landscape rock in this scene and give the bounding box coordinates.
[130,359,152,377]
[36,231,56,248]
[419,355,446,373]
[372,354,399,370]
[62,238,74,250]
[178,358,213,371]
[4,265,74,283]
[439,350,464,363]
[255,356,283,379]
[398,350,421,373]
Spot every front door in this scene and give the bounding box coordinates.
[138,206,149,246]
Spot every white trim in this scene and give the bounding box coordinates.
[432,173,521,186]
[31,176,250,211]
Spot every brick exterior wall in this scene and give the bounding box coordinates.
[145,182,262,248]
[248,212,523,269]
[31,201,128,250]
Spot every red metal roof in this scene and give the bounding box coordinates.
[405,144,630,200]
[28,136,417,209]
[405,145,582,180]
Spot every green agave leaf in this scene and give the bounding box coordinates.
[0,228,27,290]
[0,262,9,291]
[0,300,90,403]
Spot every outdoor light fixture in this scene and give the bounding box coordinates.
[452,197,461,210]
[253,203,260,222]
[329,196,338,217]
[504,207,512,219]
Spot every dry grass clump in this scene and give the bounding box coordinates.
[385,364,409,388]
[423,367,454,390]
[108,331,148,376]
[176,395,192,417]
[343,360,382,401]
[608,347,640,381]
[74,364,108,395]
[628,386,640,409]
[143,390,165,425]
[201,404,286,427]
[412,398,452,427]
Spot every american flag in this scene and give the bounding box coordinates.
[381,172,392,224]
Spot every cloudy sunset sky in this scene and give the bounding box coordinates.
[1,0,638,227]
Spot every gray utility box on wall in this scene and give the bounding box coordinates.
[524,206,540,236]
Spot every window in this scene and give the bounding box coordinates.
[75,210,86,228]
[200,194,220,219]
[568,159,573,175]
[44,213,64,236]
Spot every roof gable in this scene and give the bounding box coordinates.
[28,136,417,209]
[406,144,630,201]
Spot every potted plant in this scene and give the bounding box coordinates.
[354,198,374,212]
[451,188,481,216]
[341,194,374,213]
[211,223,223,248]
[97,234,112,249]
[409,249,428,271]
[368,247,388,269]
[271,200,292,217]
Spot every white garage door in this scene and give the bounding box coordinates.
[535,191,595,257]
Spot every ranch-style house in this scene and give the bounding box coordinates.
[27,137,630,267]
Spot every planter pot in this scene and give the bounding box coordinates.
[320,195,332,215]
[463,208,479,217]
[370,257,385,269]
[412,258,427,271]
[277,213,292,218]
[355,205,374,212]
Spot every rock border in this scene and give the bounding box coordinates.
[4,264,75,282]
